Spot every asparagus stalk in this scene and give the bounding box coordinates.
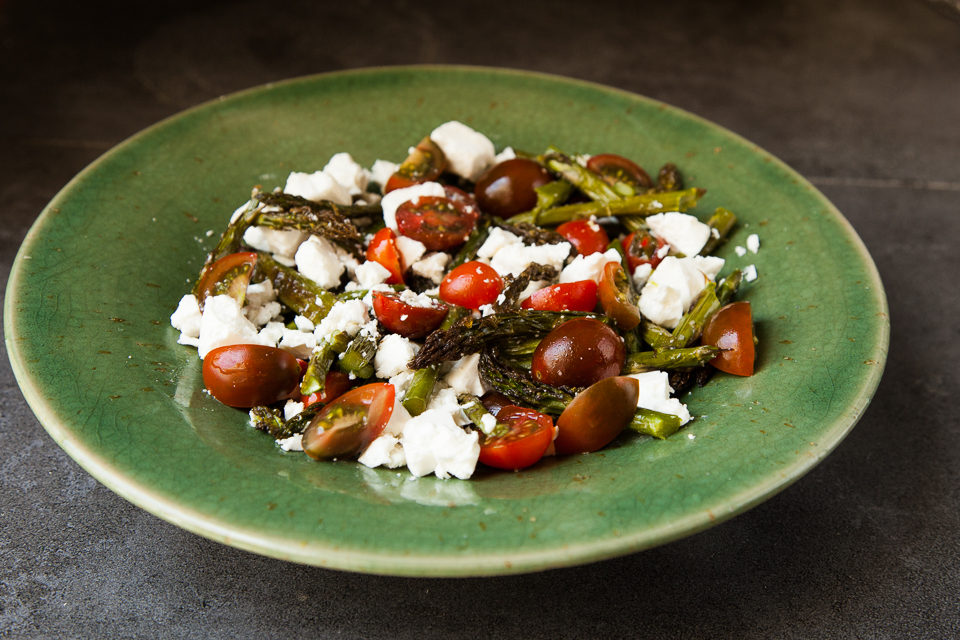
[716,269,743,306]
[450,217,491,268]
[507,188,705,226]
[624,346,720,373]
[541,148,621,203]
[668,282,720,348]
[338,333,377,379]
[255,252,336,324]
[300,330,351,395]
[401,306,469,416]
[627,408,684,439]
[642,320,675,350]
[477,349,576,415]
[700,207,738,255]
[458,394,505,437]
[533,180,573,211]
[250,403,324,440]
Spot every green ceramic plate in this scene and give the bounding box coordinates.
[4,66,888,576]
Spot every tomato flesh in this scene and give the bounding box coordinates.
[301,383,395,460]
[521,280,598,312]
[586,153,653,192]
[555,376,639,454]
[383,136,446,193]
[474,158,551,217]
[195,252,258,306]
[372,292,449,339]
[366,228,405,284]
[621,232,668,273]
[202,344,300,408]
[478,405,554,470]
[439,261,503,309]
[301,371,353,407]
[597,261,641,330]
[395,191,480,251]
[702,301,755,376]
[556,219,610,256]
[532,318,625,387]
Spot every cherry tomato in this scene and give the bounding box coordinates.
[555,376,639,454]
[365,228,405,284]
[395,190,480,251]
[556,219,610,256]
[474,158,551,217]
[383,136,446,193]
[195,252,258,306]
[621,232,668,273]
[202,344,300,408]
[301,371,353,407]
[586,153,653,192]
[478,405,554,470]
[520,280,598,312]
[597,262,641,330]
[301,383,395,460]
[702,301,755,376]
[372,291,449,339]
[439,261,503,309]
[480,391,513,417]
[531,318,625,387]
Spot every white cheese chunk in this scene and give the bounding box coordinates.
[379,181,446,231]
[284,171,352,205]
[293,315,315,332]
[374,334,419,379]
[295,235,346,289]
[558,248,622,284]
[477,227,521,259]
[382,393,412,436]
[369,159,399,188]
[746,233,760,254]
[410,252,450,284]
[242,226,308,261]
[257,321,285,347]
[627,371,691,424]
[691,255,725,281]
[493,146,516,164]
[637,256,712,329]
[245,301,281,327]
[490,242,571,277]
[314,300,369,339]
[322,152,369,196]
[354,260,392,289]
[244,280,276,307]
[735,245,747,257]
[429,121,496,181]
[443,353,486,397]
[426,386,470,426]
[170,294,202,339]
[395,236,427,266]
[632,263,653,289]
[276,433,304,452]
[646,212,711,257]
[401,409,480,479]
[744,264,758,282]
[197,294,267,358]
[358,434,406,469]
[283,400,305,421]
[278,328,316,359]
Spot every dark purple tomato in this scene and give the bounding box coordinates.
[202,344,301,408]
[531,318,625,387]
[474,158,551,217]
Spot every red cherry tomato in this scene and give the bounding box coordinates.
[478,405,555,470]
[366,227,405,284]
[383,136,446,193]
[621,231,668,273]
[395,190,480,251]
[301,371,353,407]
[597,262,641,330]
[474,158,551,217]
[555,376,639,454]
[556,219,610,256]
[301,383,395,460]
[531,318,625,387]
[586,153,653,191]
[195,251,258,306]
[439,261,503,309]
[372,291,449,339]
[702,301,755,376]
[202,344,300,408]
[520,280,598,312]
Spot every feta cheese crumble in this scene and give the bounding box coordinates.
[627,371,692,425]
[559,248,622,284]
[746,233,760,254]
[646,212,711,257]
[638,256,719,329]
[284,171,352,205]
[429,121,496,181]
[401,409,480,479]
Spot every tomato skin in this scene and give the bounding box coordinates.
[301,383,395,460]
[521,280,598,312]
[395,193,480,251]
[621,232,667,273]
[384,136,446,193]
[202,344,301,408]
[478,405,554,470]
[372,292,449,339]
[702,301,755,376]
[474,158,551,217]
[586,153,653,191]
[555,376,639,454]
[556,220,610,256]
[597,262,641,330]
[480,391,513,417]
[439,261,503,309]
[195,252,258,306]
[366,228,405,284]
[531,318,625,387]
[301,371,352,407]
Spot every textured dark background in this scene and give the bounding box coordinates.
[2,1,958,638]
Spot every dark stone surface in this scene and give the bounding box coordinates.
[2,0,957,637]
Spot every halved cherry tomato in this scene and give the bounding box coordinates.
[532,317,625,387]
[474,158,551,217]
[384,136,446,193]
[195,251,258,307]
[556,219,610,256]
[202,344,300,408]
[372,291,449,339]
[702,301,755,376]
[586,153,653,192]
[555,376,639,454]
[597,262,641,330]
[301,383,395,460]
[301,371,353,407]
[478,405,554,470]
[395,188,480,251]
[521,280,598,312]
[366,228,404,284]
[621,231,668,273]
[439,261,503,309]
